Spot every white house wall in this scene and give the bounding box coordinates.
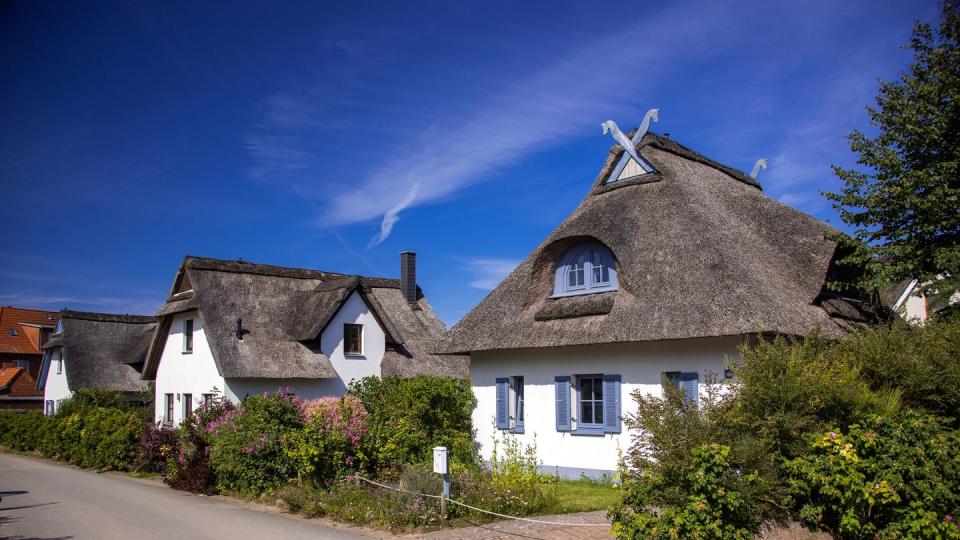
[153,311,225,424]
[42,349,71,413]
[471,336,743,477]
[319,290,386,394]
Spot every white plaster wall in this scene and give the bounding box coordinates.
[319,290,386,394]
[42,349,71,413]
[153,311,225,424]
[902,294,929,324]
[224,378,345,402]
[471,337,743,475]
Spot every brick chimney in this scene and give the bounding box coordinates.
[400,252,417,303]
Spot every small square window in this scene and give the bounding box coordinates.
[13,360,29,370]
[7,328,17,336]
[183,319,194,353]
[344,324,363,355]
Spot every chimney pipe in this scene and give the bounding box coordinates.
[400,252,417,303]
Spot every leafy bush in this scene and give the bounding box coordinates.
[0,411,52,452]
[134,424,178,474]
[285,396,368,485]
[612,444,758,540]
[488,429,555,515]
[164,397,234,494]
[786,411,960,539]
[207,389,303,496]
[0,390,144,471]
[348,375,475,469]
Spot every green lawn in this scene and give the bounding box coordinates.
[542,478,621,514]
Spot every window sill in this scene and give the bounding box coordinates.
[182,351,193,355]
[548,288,617,299]
[344,353,366,359]
[571,426,606,436]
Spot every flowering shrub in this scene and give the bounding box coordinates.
[611,443,759,539]
[286,396,368,485]
[207,388,304,496]
[133,424,178,473]
[786,412,960,539]
[163,398,234,494]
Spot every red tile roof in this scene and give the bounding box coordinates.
[0,306,59,355]
[0,364,42,396]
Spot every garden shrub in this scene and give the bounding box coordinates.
[164,396,234,494]
[348,375,475,469]
[786,411,960,539]
[612,444,759,540]
[488,429,556,515]
[0,411,52,452]
[134,423,178,474]
[285,395,368,485]
[207,388,303,496]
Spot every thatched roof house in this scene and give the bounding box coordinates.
[142,255,466,382]
[446,130,877,478]
[39,311,155,410]
[438,132,874,356]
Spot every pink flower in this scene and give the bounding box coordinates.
[829,432,838,440]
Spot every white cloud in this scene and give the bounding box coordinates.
[247,1,740,245]
[462,258,521,290]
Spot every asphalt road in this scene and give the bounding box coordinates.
[0,452,372,540]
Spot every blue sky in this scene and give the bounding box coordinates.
[0,0,940,326]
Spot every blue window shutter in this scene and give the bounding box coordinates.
[555,376,571,431]
[681,372,699,407]
[602,374,621,433]
[495,378,509,429]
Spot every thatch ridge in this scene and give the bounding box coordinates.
[437,133,874,355]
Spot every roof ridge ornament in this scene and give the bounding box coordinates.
[601,108,660,184]
[750,158,768,181]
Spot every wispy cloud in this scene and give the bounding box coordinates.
[247,2,739,245]
[461,257,520,290]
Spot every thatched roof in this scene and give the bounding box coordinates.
[437,132,877,355]
[142,256,467,381]
[41,310,155,392]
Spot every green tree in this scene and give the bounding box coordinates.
[826,2,960,302]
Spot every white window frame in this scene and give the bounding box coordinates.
[552,243,618,297]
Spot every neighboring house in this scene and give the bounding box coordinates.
[437,132,876,478]
[884,278,959,324]
[142,253,467,425]
[0,363,43,411]
[0,306,58,380]
[38,310,155,415]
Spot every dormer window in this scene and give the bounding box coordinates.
[553,243,618,297]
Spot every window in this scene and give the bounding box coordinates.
[202,393,215,410]
[554,373,621,434]
[664,371,699,407]
[183,319,194,353]
[56,352,63,374]
[45,400,54,416]
[13,360,29,370]
[495,376,525,433]
[344,324,363,355]
[56,399,63,413]
[7,327,17,336]
[578,375,604,428]
[165,393,174,423]
[183,393,192,420]
[553,243,618,297]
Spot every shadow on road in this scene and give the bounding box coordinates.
[0,492,28,497]
[0,513,73,540]
[0,503,57,512]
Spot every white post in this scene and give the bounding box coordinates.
[433,446,449,524]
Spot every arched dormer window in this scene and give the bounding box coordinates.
[553,243,618,297]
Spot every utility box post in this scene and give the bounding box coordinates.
[433,446,449,524]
